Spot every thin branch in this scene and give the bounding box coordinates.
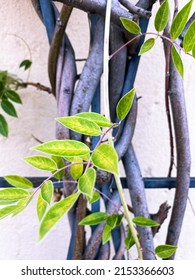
[19,82,52,93]
[48,5,73,96]
[119,0,151,19]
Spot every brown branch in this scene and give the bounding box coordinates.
[48,5,73,96]
[19,82,52,93]
[150,201,171,236]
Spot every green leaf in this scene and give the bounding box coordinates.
[0,114,8,137]
[139,38,155,55]
[37,193,48,221]
[78,168,96,197]
[102,224,112,245]
[192,44,195,58]
[116,214,124,226]
[19,59,32,70]
[56,116,101,136]
[106,214,119,229]
[170,0,193,40]
[39,192,79,240]
[171,45,184,78]
[79,212,109,225]
[92,143,119,175]
[0,199,18,205]
[0,188,29,200]
[12,197,31,216]
[125,230,136,250]
[41,180,54,205]
[155,245,177,259]
[32,140,90,157]
[0,205,19,219]
[154,0,169,32]
[4,175,33,189]
[76,112,112,127]
[70,157,83,180]
[24,155,57,172]
[51,156,65,180]
[132,216,159,227]
[1,100,17,117]
[5,89,22,104]
[120,18,141,34]
[86,191,100,204]
[116,88,135,121]
[183,21,195,52]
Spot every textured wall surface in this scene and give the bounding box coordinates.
[0,0,195,259]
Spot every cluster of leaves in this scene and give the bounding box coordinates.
[0,60,32,137]
[0,87,177,258]
[121,0,195,78]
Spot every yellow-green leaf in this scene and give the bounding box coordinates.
[0,188,29,200]
[170,0,193,40]
[4,175,33,189]
[171,45,184,78]
[32,140,90,157]
[154,0,169,32]
[155,245,177,259]
[120,18,141,34]
[102,224,112,245]
[78,168,96,197]
[183,20,195,52]
[12,197,31,216]
[76,112,112,127]
[51,156,65,180]
[133,216,159,227]
[37,193,48,221]
[139,38,155,55]
[56,116,101,136]
[41,180,54,205]
[0,205,19,219]
[92,143,119,175]
[79,212,109,225]
[192,44,195,58]
[39,192,79,240]
[24,155,57,172]
[116,88,135,121]
[70,157,83,180]
[86,191,100,204]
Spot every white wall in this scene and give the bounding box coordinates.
[0,0,195,259]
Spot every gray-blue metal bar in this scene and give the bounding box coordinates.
[1,177,195,189]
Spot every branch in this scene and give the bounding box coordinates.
[109,23,127,122]
[19,82,52,93]
[48,5,73,96]
[70,18,104,140]
[83,191,121,259]
[123,144,155,260]
[119,0,151,19]
[53,0,134,25]
[165,55,191,259]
